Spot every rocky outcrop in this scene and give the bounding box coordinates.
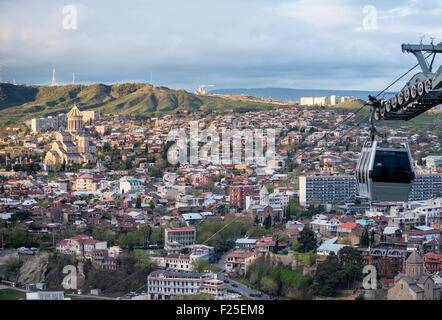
[17,252,50,284]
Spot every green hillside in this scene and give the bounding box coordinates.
[335,98,366,109]
[0,83,276,126]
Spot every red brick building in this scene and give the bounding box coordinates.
[229,185,258,210]
[424,252,442,274]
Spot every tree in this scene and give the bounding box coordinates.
[360,229,369,247]
[133,250,156,269]
[191,259,220,273]
[338,246,362,288]
[263,215,272,229]
[135,196,142,209]
[246,225,267,238]
[285,198,300,221]
[5,256,20,272]
[298,227,316,253]
[337,246,363,266]
[291,241,302,252]
[261,276,278,296]
[10,228,27,247]
[311,252,343,297]
[273,236,280,254]
[370,230,375,246]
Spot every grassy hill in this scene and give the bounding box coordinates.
[0,83,277,126]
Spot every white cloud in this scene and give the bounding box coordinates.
[0,0,441,90]
[274,0,357,29]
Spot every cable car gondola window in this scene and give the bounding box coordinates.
[371,150,413,183]
[361,150,369,184]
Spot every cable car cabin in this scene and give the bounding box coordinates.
[356,141,415,202]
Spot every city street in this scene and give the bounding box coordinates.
[216,250,271,300]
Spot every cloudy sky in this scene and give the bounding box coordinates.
[0,0,441,91]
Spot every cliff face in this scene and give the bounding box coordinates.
[17,252,50,284]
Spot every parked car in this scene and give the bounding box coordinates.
[231,283,238,288]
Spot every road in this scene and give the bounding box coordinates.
[216,250,272,300]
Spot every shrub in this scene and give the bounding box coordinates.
[5,256,20,272]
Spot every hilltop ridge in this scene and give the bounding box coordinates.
[0,83,278,126]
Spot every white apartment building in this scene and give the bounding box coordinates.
[164,227,197,251]
[30,114,67,133]
[269,192,290,210]
[300,97,314,105]
[300,95,355,106]
[147,270,225,300]
[330,95,340,105]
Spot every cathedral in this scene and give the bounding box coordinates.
[44,105,97,167]
[247,186,284,224]
[387,250,440,300]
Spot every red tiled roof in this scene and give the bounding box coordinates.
[227,253,255,258]
[339,222,357,229]
[57,239,68,246]
[70,234,92,240]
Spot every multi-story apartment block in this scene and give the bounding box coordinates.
[229,185,258,210]
[164,254,192,271]
[299,173,357,206]
[269,192,290,210]
[81,110,100,123]
[300,173,442,205]
[75,174,100,191]
[408,174,442,201]
[30,114,67,133]
[164,227,197,251]
[300,97,314,106]
[147,270,220,300]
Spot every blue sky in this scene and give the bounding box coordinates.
[0,0,441,91]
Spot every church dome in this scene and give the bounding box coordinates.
[259,185,269,196]
[67,105,82,118]
[406,250,424,264]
